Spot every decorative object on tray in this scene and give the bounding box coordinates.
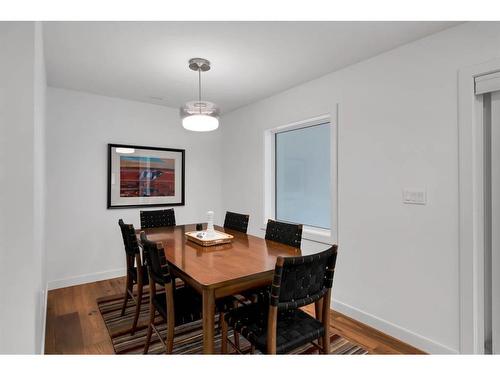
[185,210,233,246]
[107,144,185,209]
[206,210,215,238]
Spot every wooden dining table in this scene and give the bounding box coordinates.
[137,223,300,354]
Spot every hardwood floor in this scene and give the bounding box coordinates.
[45,277,124,354]
[45,277,424,354]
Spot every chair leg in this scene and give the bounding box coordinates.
[131,281,143,335]
[232,300,241,350]
[315,299,324,350]
[143,299,155,354]
[322,332,330,354]
[217,311,222,331]
[250,344,255,354]
[120,273,132,316]
[220,313,228,354]
[321,293,331,354]
[165,325,174,354]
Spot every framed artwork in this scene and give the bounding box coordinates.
[107,143,185,209]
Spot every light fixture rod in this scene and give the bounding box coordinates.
[180,57,219,132]
[198,69,202,114]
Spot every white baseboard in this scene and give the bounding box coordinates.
[47,268,126,291]
[332,299,458,354]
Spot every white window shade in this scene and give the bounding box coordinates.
[475,71,500,95]
[275,122,331,229]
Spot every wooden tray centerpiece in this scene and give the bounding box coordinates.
[185,230,234,247]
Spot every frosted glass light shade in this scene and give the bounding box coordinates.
[180,100,220,132]
[182,114,219,132]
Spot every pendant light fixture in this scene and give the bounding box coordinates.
[180,58,220,132]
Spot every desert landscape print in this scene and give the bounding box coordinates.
[119,156,175,197]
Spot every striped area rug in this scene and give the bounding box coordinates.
[97,293,368,355]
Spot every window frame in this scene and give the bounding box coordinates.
[263,111,338,245]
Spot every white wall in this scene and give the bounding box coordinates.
[220,22,500,353]
[45,88,223,289]
[0,21,46,354]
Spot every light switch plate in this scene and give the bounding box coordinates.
[402,188,426,205]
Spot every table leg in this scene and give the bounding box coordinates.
[202,288,216,354]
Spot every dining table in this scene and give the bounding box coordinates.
[137,223,301,354]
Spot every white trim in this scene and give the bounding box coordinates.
[302,226,332,245]
[262,110,338,244]
[40,284,48,354]
[458,57,500,354]
[475,71,500,95]
[332,299,458,354]
[269,114,331,134]
[47,268,126,290]
[332,105,339,246]
[263,128,275,227]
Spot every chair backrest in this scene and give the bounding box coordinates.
[118,219,140,256]
[270,245,338,310]
[223,211,250,233]
[140,209,176,229]
[140,231,171,286]
[265,219,302,248]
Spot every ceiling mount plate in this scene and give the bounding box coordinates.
[189,58,211,72]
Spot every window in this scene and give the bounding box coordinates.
[275,121,331,229]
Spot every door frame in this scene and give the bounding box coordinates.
[458,58,500,354]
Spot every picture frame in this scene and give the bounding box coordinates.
[107,143,185,209]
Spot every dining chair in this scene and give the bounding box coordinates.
[118,219,148,335]
[140,208,176,229]
[221,245,338,354]
[265,219,303,248]
[140,231,203,354]
[237,219,303,304]
[223,211,250,233]
[231,218,303,349]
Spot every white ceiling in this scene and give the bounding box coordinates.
[43,21,461,113]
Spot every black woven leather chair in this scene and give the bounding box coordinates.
[265,219,302,248]
[140,231,203,354]
[140,209,176,229]
[231,219,303,349]
[238,219,303,303]
[118,219,148,335]
[223,211,250,233]
[221,245,338,354]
